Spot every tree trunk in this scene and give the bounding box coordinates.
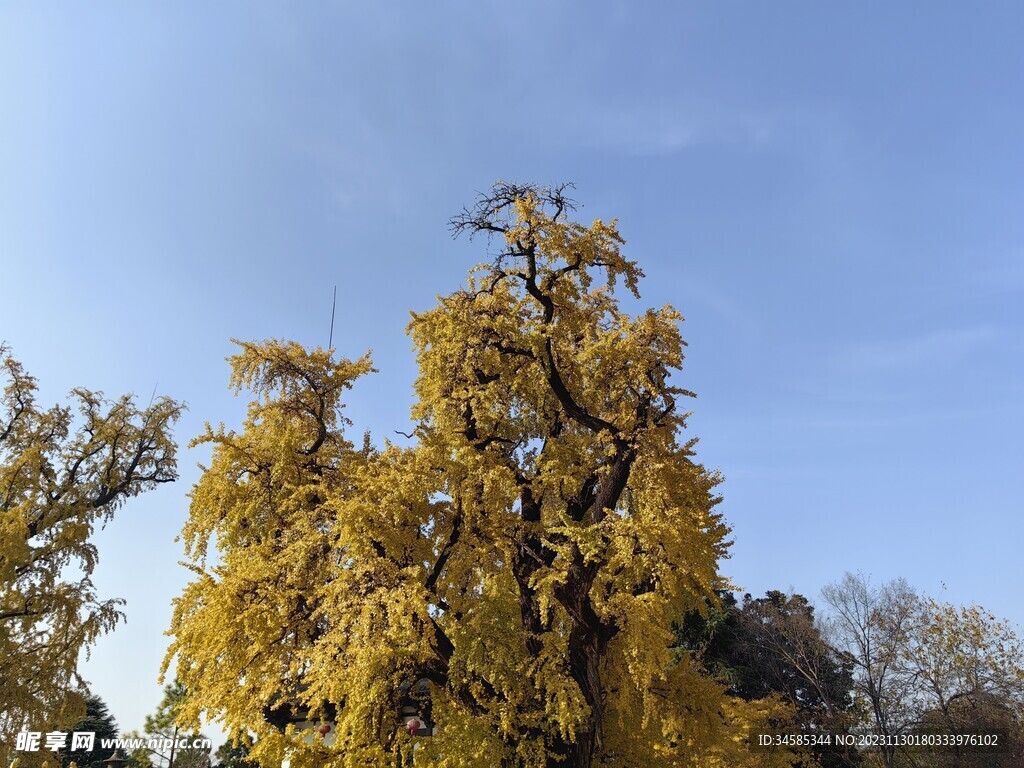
[168,724,178,768]
[565,630,604,768]
[552,551,612,768]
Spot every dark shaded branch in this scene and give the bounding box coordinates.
[425,511,462,594]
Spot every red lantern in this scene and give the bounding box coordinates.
[406,718,421,735]
[317,724,332,736]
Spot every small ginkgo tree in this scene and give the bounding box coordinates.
[166,183,798,768]
[0,346,182,764]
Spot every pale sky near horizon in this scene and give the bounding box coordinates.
[2,2,1022,742]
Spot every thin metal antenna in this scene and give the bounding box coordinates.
[328,285,337,350]
[141,382,159,427]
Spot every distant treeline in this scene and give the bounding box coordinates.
[678,572,1024,767]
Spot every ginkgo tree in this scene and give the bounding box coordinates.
[166,183,799,768]
[0,345,183,764]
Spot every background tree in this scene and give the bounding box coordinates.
[121,730,154,768]
[913,692,1023,768]
[821,574,918,768]
[166,184,799,768]
[819,575,1024,767]
[211,741,258,768]
[0,345,183,763]
[61,691,120,768]
[900,598,1024,768]
[137,681,211,768]
[163,339,375,768]
[679,591,860,767]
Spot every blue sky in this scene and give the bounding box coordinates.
[2,2,1022,739]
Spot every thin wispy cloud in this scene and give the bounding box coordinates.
[796,403,1024,430]
[622,112,769,155]
[831,326,998,374]
[970,252,1024,296]
[577,103,857,158]
[578,106,779,156]
[786,326,1002,405]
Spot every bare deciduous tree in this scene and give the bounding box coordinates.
[821,573,918,768]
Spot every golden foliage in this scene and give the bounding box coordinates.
[0,346,183,763]
[166,186,800,767]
